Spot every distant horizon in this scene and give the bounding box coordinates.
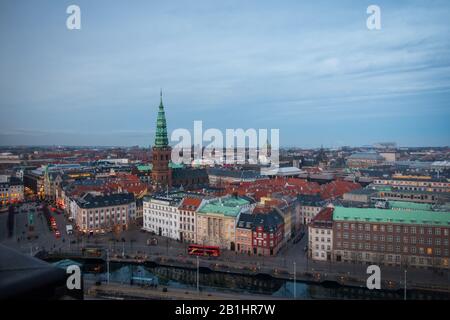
[0,143,449,150]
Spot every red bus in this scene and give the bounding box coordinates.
[188,244,220,257]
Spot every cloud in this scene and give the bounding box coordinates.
[0,0,449,146]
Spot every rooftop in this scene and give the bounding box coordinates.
[77,192,135,208]
[333,206,450,227]
[348,153,384,161]
[388,200,433,211]
[197,196,250,217]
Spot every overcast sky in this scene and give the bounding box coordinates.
[1,0,449,147]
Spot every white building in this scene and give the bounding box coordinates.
[143,195,183,240]
[308,207,334,261]
[74,193,135,234]
[177,197,204,243]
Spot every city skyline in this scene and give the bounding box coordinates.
[1,0,450,147]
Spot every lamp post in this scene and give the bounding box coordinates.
[293,261,296,299]
[196,256,200,295]
[107,249,110,284]
[404,269,407,300]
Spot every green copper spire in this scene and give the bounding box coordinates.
[154,90,169,147]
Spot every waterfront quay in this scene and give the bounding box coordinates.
[85,281,284,300]
[41,247,450,295]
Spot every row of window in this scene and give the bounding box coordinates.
[82,215,126,223]
[145,217,178,227]
[146,204,177,212]
[82,220,126,229]
[339,251,448,266]
[314,237,331,243]
[84,207,128,215]
[314,229,331,235]
[145,210,177,220]
[253,239,275,247]
[253,232,275,239]
[336,232,449,246]
[336,242,449,256]
[336,223,449,236]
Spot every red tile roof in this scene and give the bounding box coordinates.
[179,197,203,211]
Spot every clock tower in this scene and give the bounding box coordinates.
[151,91,172,190]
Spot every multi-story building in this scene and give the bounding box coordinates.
[142,194,182,240]
[343,188,378,204]
[297,194,326,225]
[236,212,254,254]
[332,206,450,269]
[308,207,333,261]
[259,196,294,241]
[178,197,204,243]
[207,168,267,186]
[196,195,254,250]
[373,177,450,193]
[0,176,24,206]
[252,210,284,256]
[74,192,135,234]
[346,152,384,168]
[377,187,450,204]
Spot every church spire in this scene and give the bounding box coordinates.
[154,89,169,148]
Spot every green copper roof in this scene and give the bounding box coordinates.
[154,90,169,148]
[137,162,184,172]
[373,185,392,192]
[333,206,450,227]
[198,197,250,217]
[169,161,185,169]
[388,201,432,211]
[137,165,152,171]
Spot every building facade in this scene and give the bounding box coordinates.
[308,207,333,261]
[196,195,253,250]
[74,193,135,234]
[178,197,203,243]
[332,206,450,269]
[251,210,284,256]
[297,194,326,225]
[0,176,24,206]
[236,212,254,254]
[142,195,182,240]
[373,178,450,193]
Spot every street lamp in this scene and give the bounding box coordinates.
[107,249,110,284]
[293,261,296,299]
[196,255,200,295]
[404,269,407,300]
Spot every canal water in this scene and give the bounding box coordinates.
[77,261,449,300]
